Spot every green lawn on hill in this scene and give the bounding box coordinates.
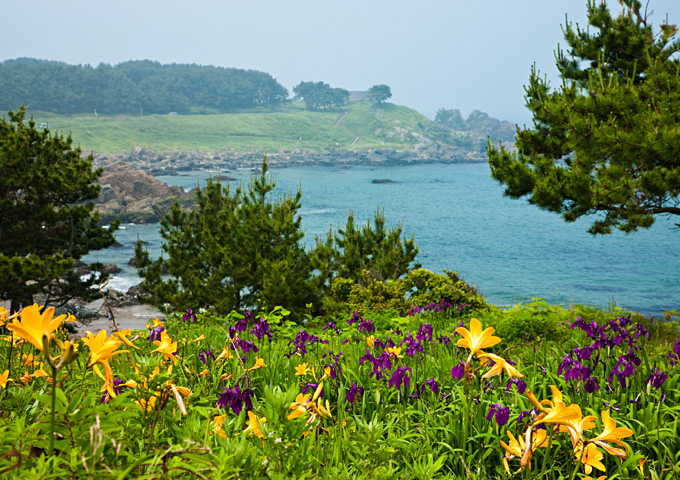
[33,101,463,154]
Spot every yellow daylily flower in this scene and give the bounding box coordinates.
[6,304,66,352]
[114,329,140,350]
[20,371,32,384]
[366,335,376,347]
[247,357,266,372]
[288,393,312,420]
[639,457,646,476]
[31,363,49,379]
[385,346,402,358]
[501,428,549,473]
[22,353,39,367]
[0,306,19,326]
[137,395,157,411]
[526,385,565,413]
[212,414,228,438]
[0,370,11,388]
[243,411,267,440]
[534,401,581,427]
[479,353,523,379]
[295,363,310,376]
[82,330,128,367]
[191,334,206,343]
[145,318,164,329]
[557,404,597,448]
[455,318,501,357]
[152,330,178,364]
[579,443,606,475]
[589,410,633,458]
[215,347,233,362]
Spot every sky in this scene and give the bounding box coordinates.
[3,0,680,125]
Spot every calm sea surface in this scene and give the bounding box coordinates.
[84,163,679,316]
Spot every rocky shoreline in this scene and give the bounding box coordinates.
[94,144,486,174]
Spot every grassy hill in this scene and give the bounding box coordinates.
[32,101,471,154]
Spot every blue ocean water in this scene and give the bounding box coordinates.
[84,163,680,316]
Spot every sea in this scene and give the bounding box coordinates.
[83,162,680,317]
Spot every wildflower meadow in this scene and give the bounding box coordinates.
[0,298,678,479]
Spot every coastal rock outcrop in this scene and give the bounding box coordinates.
[95,162,193,223]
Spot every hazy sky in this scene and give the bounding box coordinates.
[4,0,680,125]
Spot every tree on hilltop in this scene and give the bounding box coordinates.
[293,81,349,110]
[0,108,119,313]
[367,84,392,104]
[487,0,680,234]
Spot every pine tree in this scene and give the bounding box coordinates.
[487,0,680,234]
[0,108,119,312]
[134,158,315,316]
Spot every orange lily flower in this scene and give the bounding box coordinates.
[6,304,66,352]
[589,410,633,457]
[479,353,523,379]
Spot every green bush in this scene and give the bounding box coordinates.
[324,268,487,318]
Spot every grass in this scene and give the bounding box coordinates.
[31,101,465,154]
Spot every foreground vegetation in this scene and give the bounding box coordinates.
[0,298,678,479]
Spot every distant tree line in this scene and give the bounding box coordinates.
[0,58,289,115]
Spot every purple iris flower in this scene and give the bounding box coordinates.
[322,322,342,335]
[506,378,527,394]
[149,326,165,342]
[451,362,466,380]
[388,366,412,390]
[348,312,362,326]
[217,381,254,414]
[303,383,323,398]
[436,335,451,347]
[487,403,510,426]
[199,349,215,364]
[647,367,667,389]
[516,408,537,425]
[346,382,364,404]
[358,317,375,334]
[416,323,433,343]
[250,317,275,341]
[182,309,197,323]
[673,338,680,357]
[420,378,439,395]
[584,377,600,393]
